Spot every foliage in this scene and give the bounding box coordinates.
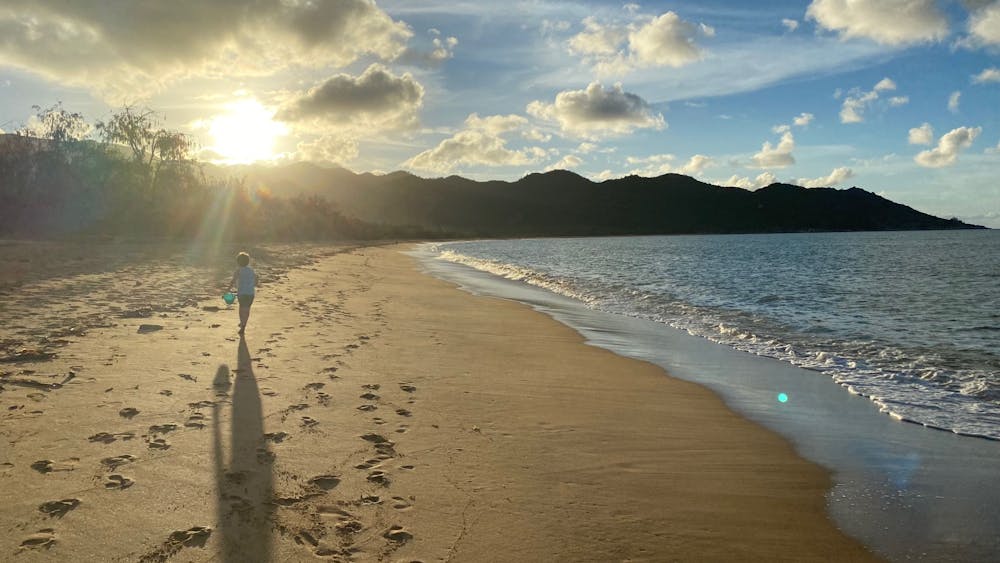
[0,102,394,241]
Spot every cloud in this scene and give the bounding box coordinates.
[722,172,778,189]
[840,77,903,123]
[948,91,962,113]
[806,0,949,45]
[527,81,665,139]
[972,67,1000,83]
[796,166,855,187]
[914,126,982,167]
[967,2,1000,46]
[547,154,583,171]
[0,0,412,101]
[626,153,714,177]
[403,113,546,173]
[398,29,458,67]
[296,134,360,164]
[793,112,815,126]
[782,18,800,32]
[275,64,423,132]
[751,131,795,168]
[986,140,1000,154]
[566,10,713,76]
[908,122,934,145]
[628,12,711,68]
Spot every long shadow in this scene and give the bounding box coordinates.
[212,335,274,562]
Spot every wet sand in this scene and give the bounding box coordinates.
[0,243,877,561]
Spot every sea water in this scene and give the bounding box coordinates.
[413,230,1000,560]
[433,231,1000,440]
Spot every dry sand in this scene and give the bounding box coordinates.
[0,243,878,561]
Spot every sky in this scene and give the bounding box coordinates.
[0,0,997,226]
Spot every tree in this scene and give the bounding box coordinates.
[16,102,91,143]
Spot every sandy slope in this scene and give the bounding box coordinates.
[0,244,878,561]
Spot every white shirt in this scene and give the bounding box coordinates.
[236,266,256,295]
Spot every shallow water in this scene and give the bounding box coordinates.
[433,231,1000,440]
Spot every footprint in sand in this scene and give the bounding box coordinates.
[301,416,319,428]
[119,407,140,419]
[104,474,134,489]
[357,404,377,412]
[316,392,331,406]
[383,525,413,543]
[304,382,325,391]
[335,520,364,535]
[362,383,380,391]
[307,474,341,490]
[399,383,416,393]
[89,431,135,444]
[147,438,170,450]
[263,431,289,443]
[359,392,380,401]
[19,528,56,551]
[395,408,412,417]
[39,498,81,518]
[184,412,206,429]
[177,373,196,383]
[395,425,409,434]
[354,459,381,470]
[139,526,212,562]
[361,433,390,444]
[30,459,77,474]
[148,424,179,435]
[366,470,390,486]
[390,496,413,511]
[100,454,137,471]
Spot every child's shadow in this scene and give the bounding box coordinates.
[212,336,274,562]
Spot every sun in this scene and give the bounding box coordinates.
[207,99,287,164]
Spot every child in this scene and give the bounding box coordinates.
[228,251,258,336]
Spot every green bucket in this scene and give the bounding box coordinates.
[222,292,236,305]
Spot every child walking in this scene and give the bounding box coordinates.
[228,251,258,336]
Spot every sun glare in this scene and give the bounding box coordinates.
[208,99,287,164]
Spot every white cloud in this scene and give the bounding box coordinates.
[840,77,902,123]
[806,0,949,45]
[986,140,1000,154]
[793,112,815,126]
[547,154,583,170]
[0,0,412,101]
[296,134,359,164]
[628,12,710,68]
[627,153,714,177]
[577,142,598,153]
[796,166,855,187]
[915,126,982,167]
[568,16,628,56]
[527,81,665,139]
[399,30,458,66]
[948,91,962,113]
[782,18,800,32]
[275,64,423,133]
[523,128,552,142]
[751,131,795,168]
[908,122,934,145]
[722,172,778,189]
[404,113,546,173]
[566,10,712,76]
[968,2,1000,46]
[972,67,1000,83]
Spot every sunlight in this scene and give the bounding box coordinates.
[208,99,287,164]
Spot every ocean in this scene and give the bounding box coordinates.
[430,230,1000,441]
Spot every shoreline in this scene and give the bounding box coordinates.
[413,241,1000,561]
[1,243,876,560]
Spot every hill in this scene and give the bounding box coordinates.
[229,162,983,237]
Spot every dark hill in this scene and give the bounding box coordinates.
[234,164,983,237]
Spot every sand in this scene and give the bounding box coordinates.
[0,242,878,561]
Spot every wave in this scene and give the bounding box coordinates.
[435,245,1000,441]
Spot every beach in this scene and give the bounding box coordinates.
[0,242,876,561]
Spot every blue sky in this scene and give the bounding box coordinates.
[0,0,997,226]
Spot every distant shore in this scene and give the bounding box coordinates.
[0,242,876,560]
